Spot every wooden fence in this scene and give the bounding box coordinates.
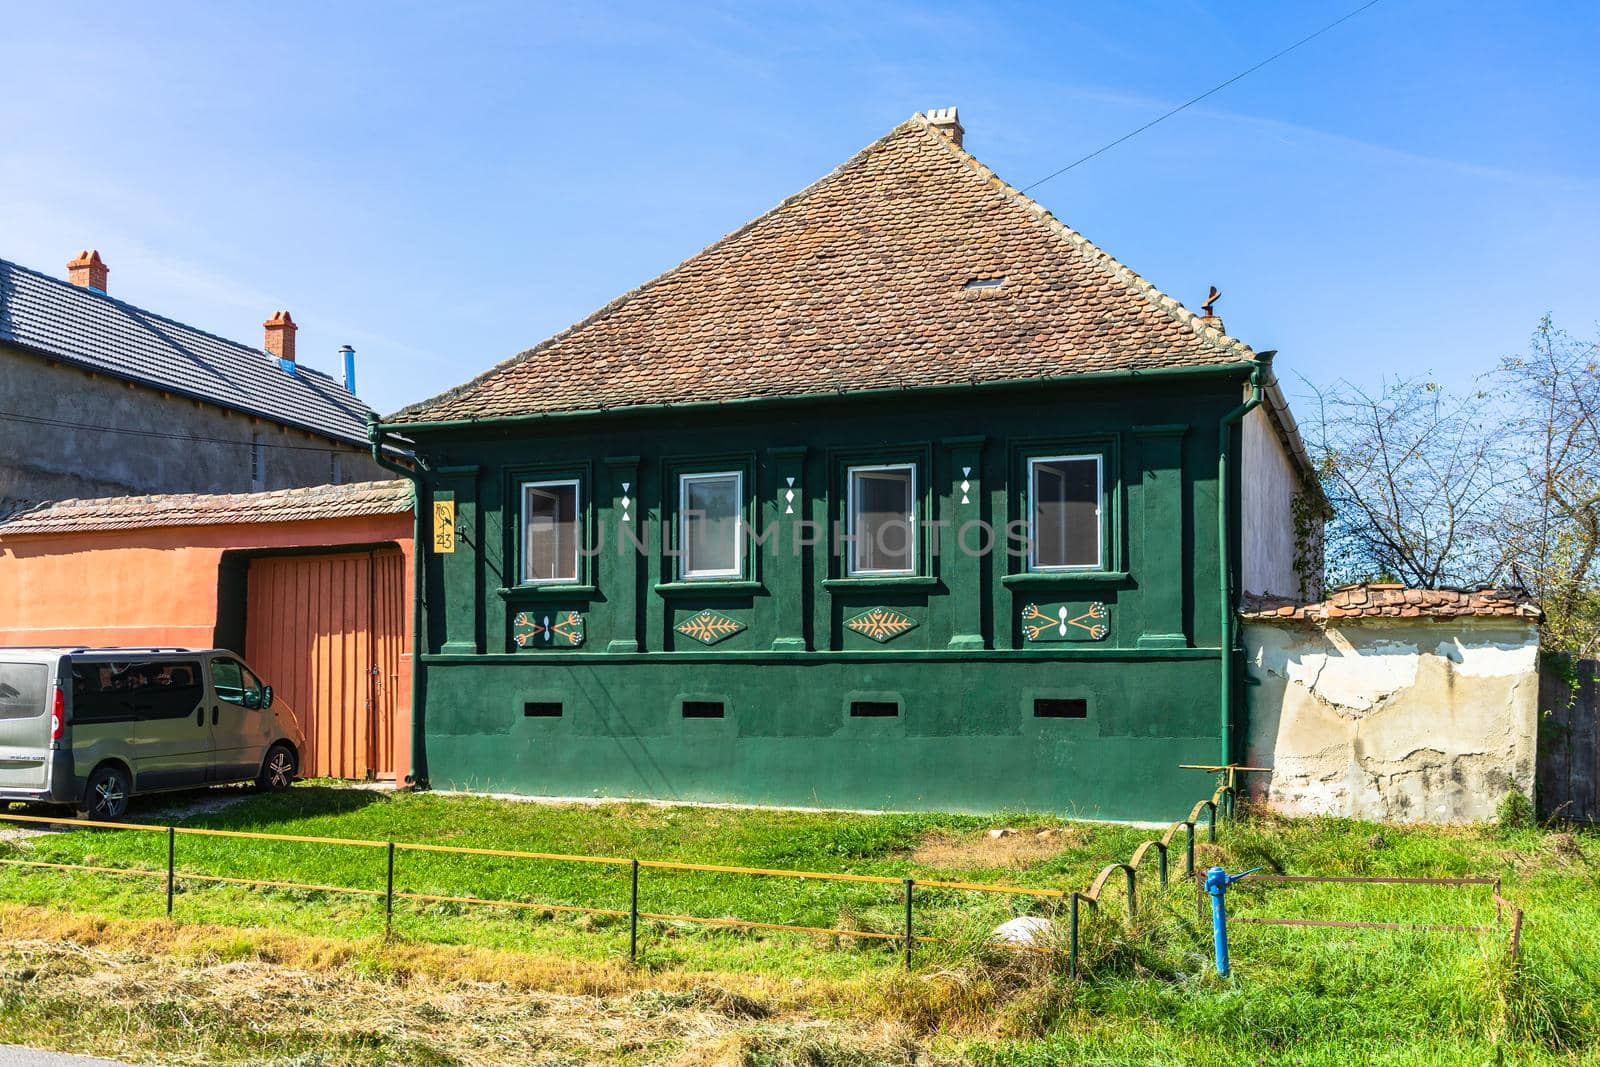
[1537,653,1599,822]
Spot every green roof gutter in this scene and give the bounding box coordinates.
[1216,354,1270,766]
[366,415,430,790]
[377,360,1258,435]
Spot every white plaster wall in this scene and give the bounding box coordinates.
[1241,404,1306,599]
[1244,619,1539,823]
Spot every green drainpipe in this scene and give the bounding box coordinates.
[368,416,430,790]
[1216,356,1269,766]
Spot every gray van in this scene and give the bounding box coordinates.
[0,648,304,819]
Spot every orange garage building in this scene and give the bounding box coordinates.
[0,480,415,783]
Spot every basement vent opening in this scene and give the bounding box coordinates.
[851,700,900,718]
[682,700,725,719]
[1034,698,1087,719]
[524,701,563,717]
[963,276,1005,290]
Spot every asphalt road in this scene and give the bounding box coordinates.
[0,1048,132,1067]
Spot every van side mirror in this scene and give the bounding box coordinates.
[262,685,274,709]
[242,689,262,710]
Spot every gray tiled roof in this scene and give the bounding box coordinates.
[0,257,375,446]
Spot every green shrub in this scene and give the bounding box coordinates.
[1497,789,1536,832]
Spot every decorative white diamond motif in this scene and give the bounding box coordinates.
[784,476,798,515]
[960,466,973,504]
[621,481,632,523]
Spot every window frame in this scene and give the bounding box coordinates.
[0,662,48,721]
[845,462,919,577]
[211,657,264,710]
[1026,453,1105,573]
[677,469,745,581]
[519,477,583,586]
[70,659,206,723]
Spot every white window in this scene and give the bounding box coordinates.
[679,471,743,579]
[848,464,917,576]
[1029,455,1102,570]
[521,480,580,584]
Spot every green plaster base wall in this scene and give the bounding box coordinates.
[422,656,1220,821]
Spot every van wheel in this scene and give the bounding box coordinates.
[258,744,298,791]
[79,765,131,821]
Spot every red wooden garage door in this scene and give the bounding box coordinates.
[244,549,405,780]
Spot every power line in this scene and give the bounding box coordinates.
[0,409,368,455]
[1020,0,1386,193]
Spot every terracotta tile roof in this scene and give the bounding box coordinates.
[0,479,412,537]
[390,111,1256,425]
[1241,584,1542,622]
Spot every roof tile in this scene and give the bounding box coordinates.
[1241,584,1542,623]
[390,113,1254,424]
[0,479,411,536]
[0,260,377,446]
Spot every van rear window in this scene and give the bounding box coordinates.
[71,661,204,722]
[0,663,47,720]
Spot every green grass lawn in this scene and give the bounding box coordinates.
[1,784,1145,977]
[1,785,1597,1065]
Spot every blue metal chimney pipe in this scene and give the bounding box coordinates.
[340,345,357,395]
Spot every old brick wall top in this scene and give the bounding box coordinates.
[1241,583,1542,623]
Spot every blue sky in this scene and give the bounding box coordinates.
[3,1,1596,418]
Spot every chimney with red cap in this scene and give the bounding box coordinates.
[263,310,297,367]
[67,250,109,293]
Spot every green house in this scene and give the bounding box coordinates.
[375,109,1320,821]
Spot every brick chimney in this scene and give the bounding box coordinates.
[66,250,109,293]
[925,107,963,149]
[263,310,298,364]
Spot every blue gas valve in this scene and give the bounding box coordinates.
[1205,865,1262,976]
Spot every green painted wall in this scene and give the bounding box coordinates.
[405,373,1248,820]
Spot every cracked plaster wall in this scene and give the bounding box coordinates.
[1244,619,1539,823]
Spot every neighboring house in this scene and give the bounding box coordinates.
[0,250,383,506]
[374,108,1323,819]
[0,480,415,783]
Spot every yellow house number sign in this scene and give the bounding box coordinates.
[432,500,456,554]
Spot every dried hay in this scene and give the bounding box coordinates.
[0,903,979,1065]
[911,827,1085,871]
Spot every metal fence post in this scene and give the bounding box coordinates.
[1124,866,1136,923]
[385,842,395,936]
[1069,892,1080,979]
[1157,843,1168,890]
[1204,866,1260,976]
[903,878,914,969]
[1185,822,1195,877]
[629,859,640,964]
[165,826,175,916]
[1207,802,1217,843]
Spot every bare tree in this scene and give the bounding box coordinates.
[1303,317,1600,653]
[1304,374,1512,589]
[1497,317,1600,655]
